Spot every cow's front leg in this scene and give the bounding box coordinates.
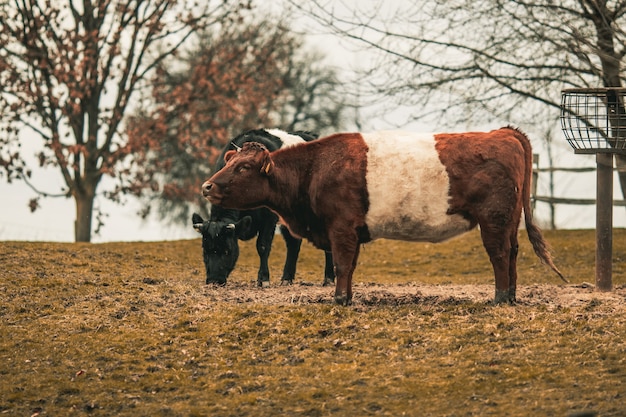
[278,225,302,285]
[323,251,335,286]
[330,231,360,306]
[256,222,276,287]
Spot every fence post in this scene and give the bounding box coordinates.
[596,153,613,291]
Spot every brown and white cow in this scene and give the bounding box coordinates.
[202,127,565,305]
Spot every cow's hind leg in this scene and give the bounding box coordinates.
[480,225,513,304]
[508,231,519,303]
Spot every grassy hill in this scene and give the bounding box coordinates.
[1,229,625,416]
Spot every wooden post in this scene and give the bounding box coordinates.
[595,152,613,291]
[531,153,539,214]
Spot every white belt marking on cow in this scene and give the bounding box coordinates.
[362,131,471,242]
[266,129,306,148]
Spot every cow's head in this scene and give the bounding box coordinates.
[192,213,252,284]
[202,142,273,210]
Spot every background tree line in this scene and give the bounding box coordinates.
[0,0,347,242]
[2,0,626,242]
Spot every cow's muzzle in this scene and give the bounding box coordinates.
[202,181,213,198]
[202,181,224,205]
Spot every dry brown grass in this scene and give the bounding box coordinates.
[1,229,626,416]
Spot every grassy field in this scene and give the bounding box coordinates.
[1,228,626,416]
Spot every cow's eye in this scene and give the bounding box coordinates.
[237,164,250,173]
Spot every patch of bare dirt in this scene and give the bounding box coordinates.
[200,281,626,308]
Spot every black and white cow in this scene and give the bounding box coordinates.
[193,129,334,287]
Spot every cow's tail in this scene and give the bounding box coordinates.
[512,126,568,283]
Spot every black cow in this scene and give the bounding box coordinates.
[193,129,334,287]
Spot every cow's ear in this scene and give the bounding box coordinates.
[260,152,274,176]
[224,150,237,162]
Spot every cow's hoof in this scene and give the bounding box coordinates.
[206,279,227,286]
[280,279,294,286]
[258,280,270,288]
[334,294,352,306]
[322,277,335,286]
[494,290,516,305]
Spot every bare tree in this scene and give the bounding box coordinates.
[290,0,626,198]
[275,49,347,134]
[125,18,348,225]
[0,0,248,242]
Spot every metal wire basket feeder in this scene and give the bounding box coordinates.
[561,87,626,155]
[560,87,626,291]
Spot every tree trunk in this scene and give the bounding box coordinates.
[74,189,95,243]
[592,7,626,203]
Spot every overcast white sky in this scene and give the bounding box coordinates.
[1,1,625,242]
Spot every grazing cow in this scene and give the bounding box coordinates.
[193,129,334,287]
[202,127,566,305]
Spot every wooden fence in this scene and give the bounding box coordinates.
[532,154,626,207]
